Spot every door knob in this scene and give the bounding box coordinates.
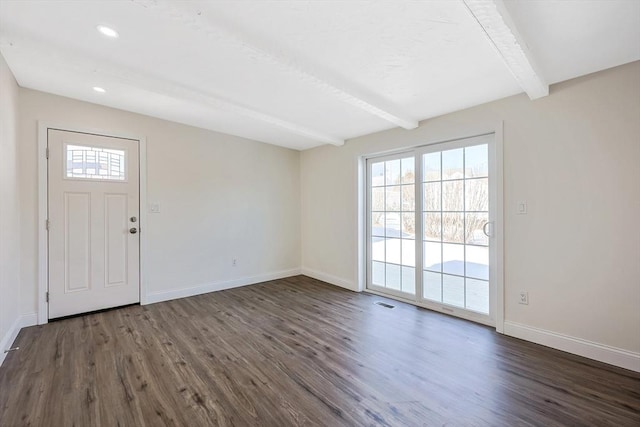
[129,227,138,234]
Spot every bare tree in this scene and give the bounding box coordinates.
[424,178,488,243]
[371,165,487,244]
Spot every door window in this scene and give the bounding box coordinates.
[65,143,126,181]
[421,144,489,314]
[369,156,416,295]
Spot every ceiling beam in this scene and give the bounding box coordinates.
[462,0,549,99]
[0,36,344,146]
[133,0,419,130]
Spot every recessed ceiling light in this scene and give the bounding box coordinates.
[97,25,119,38]
[93,87,106,93]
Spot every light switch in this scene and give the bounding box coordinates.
[149,203,160,213]
[517,201,527,215]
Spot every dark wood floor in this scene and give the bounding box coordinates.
[1,276,639,426]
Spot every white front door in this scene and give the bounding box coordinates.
[48,129,140,319]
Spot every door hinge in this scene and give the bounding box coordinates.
[46,147,49,159]
[46,219,50,231]
[46,292,49,303]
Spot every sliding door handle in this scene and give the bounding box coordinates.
[482,222,492,238]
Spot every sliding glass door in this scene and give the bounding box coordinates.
[368,154,417,297]
[419,139,492,316]
[366,134,497,325]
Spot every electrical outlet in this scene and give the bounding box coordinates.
[517,201,527,215]
[519,291,529,305]
[232,259,237,267]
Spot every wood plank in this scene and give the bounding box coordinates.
[1,276,639,426]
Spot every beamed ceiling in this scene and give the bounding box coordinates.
[1,0,639,150]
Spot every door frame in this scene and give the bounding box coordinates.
[37,122,148,325]
[358,122,504,333]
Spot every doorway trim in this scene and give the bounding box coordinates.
[357,121,504,333]
[37,121,148,325]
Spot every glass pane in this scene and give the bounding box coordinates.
[442,244,464,276]
[371,187,385,211]
[423,182,441,211]
[385,186,401,211]
[443,274,464,307]
[385,159,401,186]
[371,236,385,261]
[465,178,488,211]
[442,213,464,243]
[66,144,125,180]
[401,267,415,294]
[423,213,441,241]
[371,212,385,236]
[465,144,488,178]
[423,242,442,272]
[385,238,401,264]
[465,213,488,245]
[442,180,464,211]
[423,271,442,302]
[372,261,385,286]
[401,239,415,267]
[401,184,415,211]
[466,245,489,280]
[371,162,385,186]
[423,152,441,182]
[401,157,415,184]
[442,148,463,180]
[466,278,489,313]
[384,213,402,237]
[386,264,401,290]
[401,213,415,237]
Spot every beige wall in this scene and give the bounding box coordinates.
[18,89,301,315]
[0,53,21,356]
[5,53,639,368]
[301,62,640,354]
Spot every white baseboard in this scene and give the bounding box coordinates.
[144,268,301,305]
[503,321,640,372]
[20,313,38,329]
[0,316,21,367]
[0,312,38,367]
[301,267,356,291]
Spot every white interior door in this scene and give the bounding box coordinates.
[48,129,140,319]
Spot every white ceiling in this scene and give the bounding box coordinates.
[1,0,638,150]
